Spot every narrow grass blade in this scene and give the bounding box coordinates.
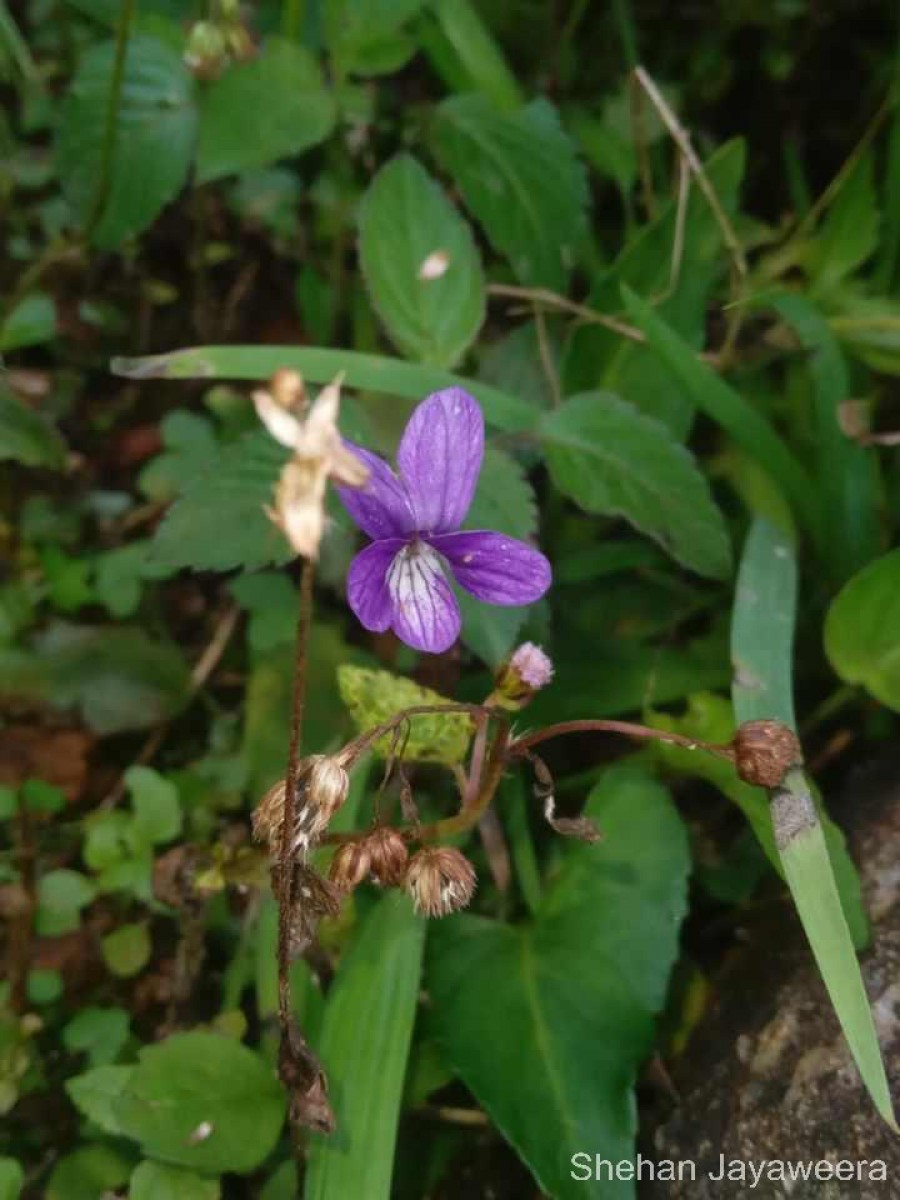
[111,345,536,434]
[766,292,881,583]
[622,286,822,546]
[732,517,895,1128]
[304,893,425,1200]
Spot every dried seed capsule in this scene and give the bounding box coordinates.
[251,755,351,860]
[732,720,801,789]
[329,841,372,892]
[405,847,476,918]
[366,827,409,887]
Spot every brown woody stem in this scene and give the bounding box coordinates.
[509,718,734,761]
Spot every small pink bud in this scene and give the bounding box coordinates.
[492,642,554,709]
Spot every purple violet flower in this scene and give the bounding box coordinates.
[337,388,551,654]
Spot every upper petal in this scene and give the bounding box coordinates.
[387,540,461,654]
[347,538,406,632]
[431,530,552,606]
[396,389,484,534]
[336,443,415,540]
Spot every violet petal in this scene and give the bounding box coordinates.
[336,443,415,540]
[396,388,484,534]
[430,530,552,605]
[347,538,406,632]
[387,540,461,653]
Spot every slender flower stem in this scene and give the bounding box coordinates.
[84,0,136,241]
[509,718,734,761]
[277,558,315,1033]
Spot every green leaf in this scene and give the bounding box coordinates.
[434,95,588,289]
[0,383,65,469]
[622,286,822,543]
[325,0,425,76]
[113,345,535,434]
[764,292,880,582]
[126,765,182,845]
[36,869,96,936]
[196,38,335,183]
[138,410,221,501]
[102,921,152,978]
[27,968,63,1004]
[428,765,690,1199]
[733,517,893,1128]
[55,34,196,247]
[116,1032,286,1173]
[65,1065,134,1134]
[130,1162,221,1200]
[0,622,189,734]
[63,1007,130,1067]
[47,1145,131,1200]
[358,154,485,368]
[423,0,522,111]
[304,893,424,1200]
[150,430,291,573]
[464,445,537,541]
[338,666,473,764]
[0,1159,23,1200]
[808,151,879,290]
[825,548,900,709]
[0,292,56,351]
[540,392,731,579]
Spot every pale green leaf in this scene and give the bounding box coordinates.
[0,292,56,351]
[338,666,473,764]
[130,1161,221,1200]
[47,1145,131,1200]
[0,1159,23,1200]
[540,391,732,579]
[824,548,900,710]
[65,1065,133,1134]
[196,38,335,183]
[304,893,424,1200]
[359,154,485,367]
[325,0,424,77]
[102,921,152,978]
[36,869,96,936]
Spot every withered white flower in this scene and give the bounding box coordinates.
[254,370,368,560]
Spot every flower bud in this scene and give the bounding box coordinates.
[732,720,801,789]
[329,841,371,892]
[405,847,476,918]
[366,827,409,887]
[492,642,554,709]
[184,20,228,79]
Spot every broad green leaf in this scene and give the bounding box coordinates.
[765,292,881,582]
[428,765,690,1199]
[479,321,560,411]
[117,1032,286,1173]
[63,1007,130,1067]
[0,292,56,351]
[55,35,196,247]
[47,1145,131,1200]
[325,0,424,77]
[423,0,522,111]
[112,346,535,434]
[434,95,588,290]
[540,392,732,579]
[338,666,472,764]
[196,38,335,183]
[304,893,424,1200]
[0,384,65,469]
[28,968,62,1004]
[138,410,220,501]
[65,1065,134,1134]
[0,622,189,734]
[0,1159,23,1200]
[150,429,292,573]
[36,869,96,936]
[359,155,485,368]
[102,921,152,977]
[464,445,537,541]
[130,1162,221,1200]
[732,517,893,1127]
[125,765,182,844]
[622,287,822,543]
[824,548,900,709]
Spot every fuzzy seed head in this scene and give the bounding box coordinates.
[366,827,409,887]
[405,847,476,918]
[733,720,801,789]
[251,755,350,860]
[329,841,372,892]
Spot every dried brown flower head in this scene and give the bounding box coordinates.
[366,827,409,887]
[405,847,476,918]
[252,754,351,860]
[255,370,368,560]
[328,841,372,892]
[732,719,802,789]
